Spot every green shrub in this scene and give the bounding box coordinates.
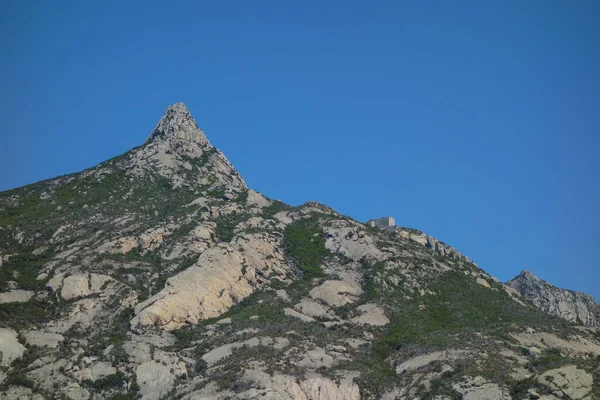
[1,373,35,390]
[533,348,572,371]
[213,212,249,243]
[0,249,55,291]
[85,371,127,390]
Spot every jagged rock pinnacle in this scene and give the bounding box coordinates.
[145,102,209,145]
[130,103,247,191]
[519,270,538,279]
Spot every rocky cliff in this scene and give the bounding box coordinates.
[507,270,600,327]
[0,103,598,400]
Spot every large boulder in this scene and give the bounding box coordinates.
[59,273,113,300]
[136,361,175,400]
[309,280,362,307]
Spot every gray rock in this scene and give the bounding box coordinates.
[324,221,384,261]
[537,365,593,400]
[24,331,64,348]
[452,376,511,400]
[0,327,26,367]
[0,289,34,303]
[0,386,46,400]
[136,361,175,400]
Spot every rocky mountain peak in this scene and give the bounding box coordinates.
[144,102,209,146]
[517,270,541,281]
[122,103,247,190]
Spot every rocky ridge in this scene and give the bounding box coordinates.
[367,217,474,264]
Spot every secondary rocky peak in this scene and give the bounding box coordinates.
[508,270,600,326]
[145,102,208,145]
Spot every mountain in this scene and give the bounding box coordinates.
[0,103,598,400]
[507,270,600,327]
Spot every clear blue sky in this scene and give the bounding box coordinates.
[1,1,598,299]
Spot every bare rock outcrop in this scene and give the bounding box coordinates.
[202,336,289,366]
[0,327,26,367]
[246,189,272,209]
[0,289,34,303]
[325,222,384,261]
[300,374,360,400]
[55,273,113,300]
[132,233,289,329]
[136,361,176,400]
[0,386,46,400]
[165,222,217,259]
[97,236,139,255]
[395,349,471,375]
[284,307,315,323]
[507,270,600,326]
[538,365,594,400]
[218,369,360,400]
[309,280,362,307]
[73,361,117,383]
[24,331,64,348]
[351,303,389,326]
[452,376,511,400]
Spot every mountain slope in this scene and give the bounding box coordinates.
[0,104,598,400]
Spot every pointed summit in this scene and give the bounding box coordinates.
[145,102,209,145]
[127,103,246,191]
[519,270,540,280]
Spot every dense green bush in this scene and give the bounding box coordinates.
[532,348,573,371]
[0,249,54,291]
[85,371,127,390]
[283,217,327,278]
[0,300,49,328]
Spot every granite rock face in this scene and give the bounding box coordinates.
[507,270,600,326]
[132,232,289,329]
